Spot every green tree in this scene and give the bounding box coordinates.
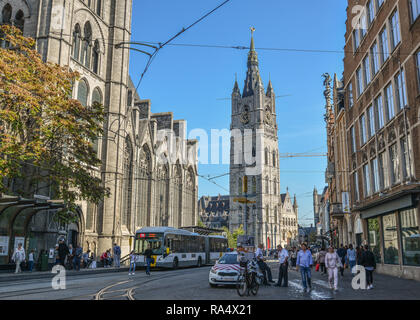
[222,225,245,248]
[0,26,109,221]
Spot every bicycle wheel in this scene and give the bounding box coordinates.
[236,274,247,297]
[250,274,259,296]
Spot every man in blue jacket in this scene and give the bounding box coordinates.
[113,243,121,268]
[296,243,313,292]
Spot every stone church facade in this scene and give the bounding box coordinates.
[0,0,198,258]
[229,31,298,249]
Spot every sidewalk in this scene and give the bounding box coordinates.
[0,266,130,283]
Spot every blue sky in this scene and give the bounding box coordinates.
[129,0,348,227]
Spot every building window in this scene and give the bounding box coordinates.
[367,0,375,26]
[127,90,133,107]
[378,152,388,189]
[363,163,371,196]
[348,82,354,108]
[81,22,92,69]
[265,148,269,165]
[72,24,81,61]
[360,114,367,145]
[272,151,276,167]
[401,136,411,178]
[77,79,89,107]
[360,10,367,38]
[389,11,401,50]
[376,0,384,10]
[368,217,382,263]
[92,40,100,74]
[399,208,420,266]
[383,213,399,265]
[371,158,380,193]
[252,177,256,194]
[1,4,12,24]
[238,177,242,196]
[350,126,356,154]
[370,41,379,76]
[265,176,269,194]
[385,83,395,121]
[273,179,277,195]
[394,69,407,110]
[96,0,102,16]
[15,10,24,32]
[389,143,400,185]
[353,29,360,52]
[356,67,363,97]
[417,52,420,92]
[411,0,420,23]
[367,105,375,138]
[379,27,389,64]
[363,55,371,86]
[374,95,384,130]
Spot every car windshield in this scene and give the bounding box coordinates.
[218,254,238,264]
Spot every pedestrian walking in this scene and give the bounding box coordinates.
[275,245,289,287]
[58,239,69,268]
[346,244,357,276]
[336,244,347,277]
[360,245,376,290]
[67,244,74,269]
[255,244,275,286]
[325,247,342,291]
[317,247,327,275]
[28,249,35,272]
[128,250,137,275]
[296,243,313,292]
[12,243,26,273]
[291,247,297,268]
[144,244,154,275]
[113,243,121,268]
[73,245,82,271]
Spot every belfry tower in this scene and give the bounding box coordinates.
[229,28,282,248]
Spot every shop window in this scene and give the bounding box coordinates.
[382,213,399,265]
[400,209,420,266]
[368,217,381,263]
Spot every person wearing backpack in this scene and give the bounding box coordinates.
[113,243,121,268]
[12,243,26,273]
[360,245,376,289]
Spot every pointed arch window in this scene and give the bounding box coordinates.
[91,87,102,155]
[265,176,269,194]
[92,40,100,74]
[273,178,277,195]
[72,24,81,61]
[77,79,89,107]
[272,150,276,167]
[81,22,92,68]
[122,136,134,228]
[15,10,24,32]
[265,148,269,165]
[2,4,12,24]
[96,0,102,16]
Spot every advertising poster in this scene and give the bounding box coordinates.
[14,237,25,250]
[0,236,9,256]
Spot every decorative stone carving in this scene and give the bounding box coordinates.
[240,105,250,124]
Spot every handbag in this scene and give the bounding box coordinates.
[315,263,320,272]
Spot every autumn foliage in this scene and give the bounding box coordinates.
[0,25,109,214]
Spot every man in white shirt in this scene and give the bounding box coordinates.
[275,245,289,287]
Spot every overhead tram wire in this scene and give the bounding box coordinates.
[123,0,232,91]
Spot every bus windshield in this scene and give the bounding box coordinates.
[135,233,164,255]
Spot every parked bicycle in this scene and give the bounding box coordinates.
[236,257,264,296]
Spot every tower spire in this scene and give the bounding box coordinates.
[243,27,263,97]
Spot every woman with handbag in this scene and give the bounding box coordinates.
[325,247,341,291]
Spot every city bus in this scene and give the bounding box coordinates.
[133,227,228,269]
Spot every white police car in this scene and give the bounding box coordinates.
[209,252,242,287]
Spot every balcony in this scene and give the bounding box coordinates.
[330,203,345,217]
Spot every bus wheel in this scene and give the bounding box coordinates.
[172,257,179,269]
[197,257,202,268]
